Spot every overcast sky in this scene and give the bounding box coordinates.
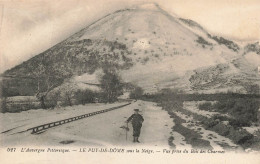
[0,0,260,73]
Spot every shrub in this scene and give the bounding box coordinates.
[198,102,214,111]
[228,128,253,144]
[100,69,123,103]
[211,123,230,136]
[129,86,144,100]
[202,118,219,129]
[212,114,229,121]
[213,98,259,127]
[196,36,212,46]
[229,119,251,128]
[244,84,260,95]
[74,89,96,105]
[213,99,235,113]
[46,91,60,108]
[209,35,240,52]
[0,97,7,113]
[207,121,218,128]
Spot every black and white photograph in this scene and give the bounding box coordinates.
[0,0,259,163]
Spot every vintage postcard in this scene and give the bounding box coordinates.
[0,0,259,163]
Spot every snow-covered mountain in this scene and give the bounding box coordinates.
[1,3,260,95]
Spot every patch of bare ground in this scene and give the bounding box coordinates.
[59,140,75,144]
[168,136,176,149]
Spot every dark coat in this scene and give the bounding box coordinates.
[127,114,144,127]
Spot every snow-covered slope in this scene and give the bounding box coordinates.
[67,3,258,93]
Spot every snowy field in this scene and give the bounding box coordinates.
[173,110,238,151]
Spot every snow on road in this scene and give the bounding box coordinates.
[0,101,174,147]
[138,101,173,146]
[0,102,127,134]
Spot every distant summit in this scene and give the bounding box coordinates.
[135,2,161,10]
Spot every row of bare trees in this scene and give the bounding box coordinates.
[31,56,64,109]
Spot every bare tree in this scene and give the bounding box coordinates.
[100,69,123,103]
[59,82,76,106]
[32,58,56,109]
[129,86,144,100]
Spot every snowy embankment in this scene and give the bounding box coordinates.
[173,111,238,151]
[183,101,260,135]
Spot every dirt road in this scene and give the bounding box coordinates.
[1,100,242,151]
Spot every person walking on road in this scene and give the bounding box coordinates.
[126,109,144,143]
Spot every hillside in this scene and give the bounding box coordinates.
[1,3,260,97]
[1,39,132,96]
